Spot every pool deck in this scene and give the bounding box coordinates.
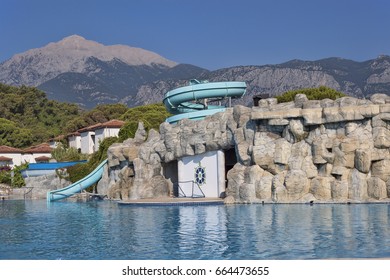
[117,197,224,206]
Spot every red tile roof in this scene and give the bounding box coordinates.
[24,143,53,154]
[98,119,125,129]
[0,145,23,153]
[35,156,51,162]
[0,156,13,161]
[67,131,81,137]
[74,120,125,134]
[78,123,102,133]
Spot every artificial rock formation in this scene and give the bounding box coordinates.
[23,173,71,199]
[104,93,390,203]
[105,123,171,200]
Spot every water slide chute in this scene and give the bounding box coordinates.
[46,159,107,202]
[163,79,247,123]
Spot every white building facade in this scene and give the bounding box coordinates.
[0,144,53,168]
[80,130,96,155]
[0,146,23,168]
[94,120,124,152]
[74,120,124,155]
[67,132,81,151]
[21,143,53,165]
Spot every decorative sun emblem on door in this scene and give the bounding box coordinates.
[194,162,206,185]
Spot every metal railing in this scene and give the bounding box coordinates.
[175,180,205,198]
[24,187,33,200]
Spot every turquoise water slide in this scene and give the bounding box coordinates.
[46,159,107,202]
[163,80,247,123]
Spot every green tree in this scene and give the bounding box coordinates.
[63,103,128,133]
[119,103,171,141]
[0,118,34,148]
[0,83,81,147]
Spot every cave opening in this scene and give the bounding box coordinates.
[224,148,237,189]
[162,160,178,197]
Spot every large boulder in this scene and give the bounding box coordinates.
[255,170,273,200]
[226,163,246,200]
[331,180,349,201]
[367,177,387,200]
[348,169,368,200]
[239,183,256,203]
[370,93,390,104]
[373,127,390,148]
[354,149,371,173]
[310,177,334,200]
[137,175,170,198]
[284,170,309,201]
[371,159,390,182]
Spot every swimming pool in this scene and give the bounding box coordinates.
[1,200,390,259]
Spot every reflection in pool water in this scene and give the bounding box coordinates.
[1,200,390,259]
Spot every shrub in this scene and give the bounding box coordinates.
[66,161,94,185]
[12,163,28,187]
[66,137,119,186]
[0,166,11,185]
[0,163,28,187]
[276,86,346,103]
[51,143,88,162]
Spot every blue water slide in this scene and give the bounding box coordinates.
[46,159,107,202]
[163,80,247,123]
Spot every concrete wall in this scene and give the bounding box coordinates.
[80,131,95,154]
[95,127,120,152]
[68,135,81,150]
[178,150,225,198]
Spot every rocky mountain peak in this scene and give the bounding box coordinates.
[0,35,177,86]
[48,35,99,51]
[57,34,88,44]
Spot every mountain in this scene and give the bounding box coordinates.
[38,58,207,106]
[1,35,389,109]
[134,56,390,108]
[0,35,207,108]
[0,35,177,86]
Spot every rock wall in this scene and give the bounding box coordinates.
[106,93,390,203]
[22,173,71,199]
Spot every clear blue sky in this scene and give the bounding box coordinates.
[1,0,389,70]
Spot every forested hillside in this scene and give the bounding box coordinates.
[62,103,128,133]
[0,83,80,147]
[0,83,172,149]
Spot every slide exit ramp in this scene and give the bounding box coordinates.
[47,159,108,202]
[163,79,247,123]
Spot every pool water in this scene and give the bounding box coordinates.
[1,200,390,260]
